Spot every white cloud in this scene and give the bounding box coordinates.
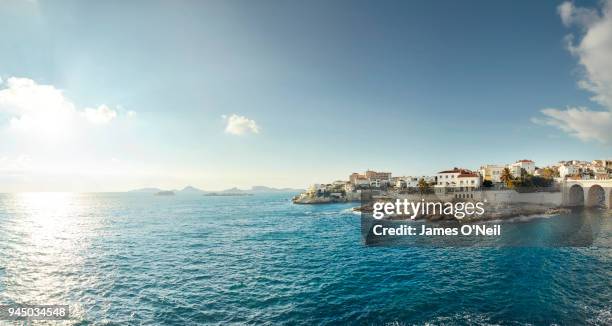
[0,77,119,137]
[558,1,599,28]
[534,1,612,144]
[534,107,612,144]
[223,114,260,135]
[83,105,117,124]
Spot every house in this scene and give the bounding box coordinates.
[350,170,392,188]
[365,170,392,185]
[559,165,578,178]
[394,176,419,189]
[457,171,481,189]
[479,164,505,183]
[435,168,481,190]
[306,184,326,196]
[509,159,535,177]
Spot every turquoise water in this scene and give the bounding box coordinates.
[0,192,610,325]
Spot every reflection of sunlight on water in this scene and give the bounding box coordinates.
[0,193,96,322]
[21,192,77,248]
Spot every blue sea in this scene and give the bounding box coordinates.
[0,192,610,325]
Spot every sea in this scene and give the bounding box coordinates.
[0,192,610,325]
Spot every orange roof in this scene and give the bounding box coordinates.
[458,173,479,178]
[517,159,533,163]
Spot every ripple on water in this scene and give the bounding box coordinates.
[0,193,610,325]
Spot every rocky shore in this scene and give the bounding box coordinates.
[292,195,359,204]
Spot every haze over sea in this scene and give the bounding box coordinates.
[0,192,610,325]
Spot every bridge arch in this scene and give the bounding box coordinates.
[587,185,606,207]
[568,184,584,206]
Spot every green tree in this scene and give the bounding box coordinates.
[520,168,528,180]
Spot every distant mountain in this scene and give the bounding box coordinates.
[179,185,205,193]
[129,187,163,193]
[129,185,303,194]
[250,186,304,193]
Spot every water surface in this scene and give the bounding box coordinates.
[0,193,610,325]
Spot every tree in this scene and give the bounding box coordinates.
[482,180,493,188]
[541,167,557,179]
[520,168,528,180]
[500,168,513,188]
[531,176,552,188]
[418,178,430,194]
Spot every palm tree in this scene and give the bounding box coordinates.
[500,168,513,188]
[418,178,430,194]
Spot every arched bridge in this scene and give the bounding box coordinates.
[562,179,612,208]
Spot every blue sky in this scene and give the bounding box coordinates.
[0,0,611,191]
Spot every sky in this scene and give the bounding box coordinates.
[0,0,611,192]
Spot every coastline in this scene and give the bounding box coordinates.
[354,204,572,222]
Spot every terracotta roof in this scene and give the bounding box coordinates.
[458,173,479,178]
[517,159,533,163]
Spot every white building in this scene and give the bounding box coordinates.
[509,159,535,177]
[394,176,420,189]
[480,164,505,183]
[306,184,326,196]
[559,165,578,178]
[344,183,356,192]
[420,175,437,183]
[435,168,481,190]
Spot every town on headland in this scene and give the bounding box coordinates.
[293,159,612,220]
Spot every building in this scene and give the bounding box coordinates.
[394,176,419,189]
[420,175,437,183]
[349,170,392,188]
[435,168,481,190]
[365,170,392,183]
[306,184,326,196]
[479,164,505,183]
[344,183,356,193]
[558,165,576,178]
[349,173,364,184]
[457,171,481,189]
[592,159,612,172]
[509,159,535,177]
